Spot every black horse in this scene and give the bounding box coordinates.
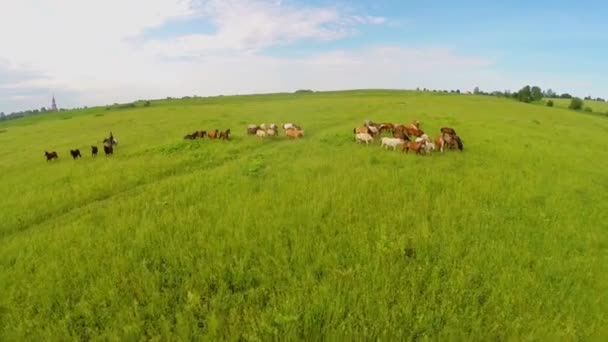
[103,132,118,147]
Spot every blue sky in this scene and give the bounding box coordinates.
[1,0,607,113]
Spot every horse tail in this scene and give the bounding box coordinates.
[456,136,463,150]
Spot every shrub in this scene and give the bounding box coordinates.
[546,100,554,107]
[295,89,313,94]
[144,101,151,107]
[583,106,593,113]
[569,98,583,110]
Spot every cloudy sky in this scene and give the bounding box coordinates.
[1,0,606,113]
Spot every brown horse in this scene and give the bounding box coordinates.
[353,126,370,135]
[193,130,207,139]
[440,127,457,136]
[392,130,411,141]
[379,123,394,134]
[405,126,424,137]
[286,128,304,139]
[207,129,219,139]
[402,141,424,155]
[408,120,421,129]
[436,133,463,152]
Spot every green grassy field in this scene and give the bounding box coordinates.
[548,98,608,113]
[1,90,607,340]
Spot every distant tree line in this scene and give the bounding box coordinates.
[0,106,70,122]
[466,85,607,115]
[1,99,154,122]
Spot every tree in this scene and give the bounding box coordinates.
[40,107,47,112]
[518,85,532,103]
[544,88,557,98]
[560,93,573,99]
[473,86,480,94]
[569,97,583,110]
[547,100,554,107]
[531,86,543,101]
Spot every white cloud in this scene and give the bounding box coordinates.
[144,0,385,57]
[0,0,392,112]
[5,0,600,113]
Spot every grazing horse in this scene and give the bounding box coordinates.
[207,129,219,139]
[45,151,58,161]
[283,123,301,131]
[354,126,371,136]
[405,126,424,137]
[247,125,259,135]
[256,129,267,138]
[408,120,421,130]
[381,137,406,150]
[355,132,374,144]
[379,123,394,134]
[70,149,82,160]
[402,141,424,155]
[219,129,231,140]
[440,127,457,136]
[453,135,464,150]
[286,128,304,139]
[91,146,98,157]
[367,125,380,136]
[436,133,463,152]
[193,130,207,139]
[392,130,411,141]
[436,127,462,152]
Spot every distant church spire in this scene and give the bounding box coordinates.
[51,94,57,112]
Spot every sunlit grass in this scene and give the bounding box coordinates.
[0,90,607,340]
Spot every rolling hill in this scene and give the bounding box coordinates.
[1,90,607,340]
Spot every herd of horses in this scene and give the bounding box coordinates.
[183,129,231,140]
[44,132,118,161]
[246,123,304,139]
[43,121,462,162]
[182,123,305,141]
[353,120,463,154]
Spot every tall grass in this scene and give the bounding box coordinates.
[0,91,607,340]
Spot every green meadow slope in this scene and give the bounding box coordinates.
[549,98,608,113]
[0,90,607,340]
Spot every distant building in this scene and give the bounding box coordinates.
[51,94,58,112]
